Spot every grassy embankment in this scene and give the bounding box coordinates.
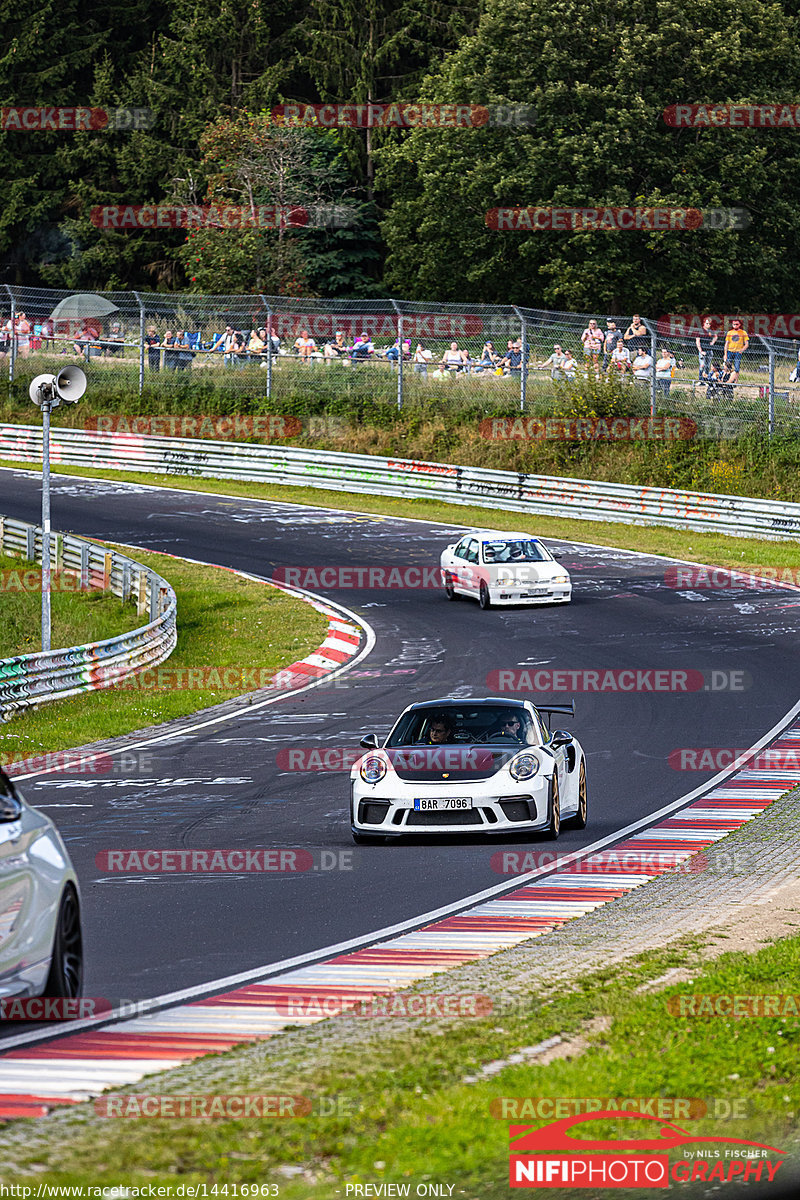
[0,546,327,767]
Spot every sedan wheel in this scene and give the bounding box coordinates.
[545,774,561,840]
[44,885,83,999]
[479,582,491,610]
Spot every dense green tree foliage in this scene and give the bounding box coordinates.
[1,0,800,308]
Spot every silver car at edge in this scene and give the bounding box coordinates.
[0,769,83,1001]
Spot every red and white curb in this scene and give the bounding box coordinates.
[1,720,798,1119]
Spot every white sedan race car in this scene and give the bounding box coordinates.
[440,530,571,609]
[0,769,83,1003]
[350,698,586,842]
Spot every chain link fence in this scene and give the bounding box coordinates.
[0,284,796,437]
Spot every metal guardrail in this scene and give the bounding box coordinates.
[0,423,797,543]
[0,511,177,719]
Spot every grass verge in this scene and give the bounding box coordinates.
[0,552,146,660]
[0,542,328,767]
[5,927,798,1196]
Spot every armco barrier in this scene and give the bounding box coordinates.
[0,513,176,720]
[0,423,797,542]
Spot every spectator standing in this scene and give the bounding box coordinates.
[624,314,649,355]
[541,344,567,380]
[175,330,194,370]
[41,317,54,351]
[162,330,178,370]
[14,312,31,358]
[603,320,621,369]
[144,326,160,371]
[248,328,266,359]
[723,319,749,383]
[695,318,718,381]
[581,319,603,370]
[655,348,675,397]
[562,349,576,379]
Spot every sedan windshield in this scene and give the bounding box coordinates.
[386,706,541,747]
[482,539,550,564]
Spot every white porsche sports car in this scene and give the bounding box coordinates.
[440,529,571,608]
[0,769,83,1002]
[350,698,586,842]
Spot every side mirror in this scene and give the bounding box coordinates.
[0,771,22,822]
[360,734,380,750]
[550,730,573,749]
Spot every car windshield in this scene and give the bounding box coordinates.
[386,706,541,747]
[482,539,550,564]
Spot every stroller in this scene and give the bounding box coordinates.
[703,360,734,401]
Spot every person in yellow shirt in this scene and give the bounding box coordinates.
[723,319,749,383]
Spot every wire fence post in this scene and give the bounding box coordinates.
[648,322,657,418]
[133,291,145,395]
[4,286,15,384]
[767,340,775,436]
[261,296,273,401]
[390,299,403,411]
[512,306,527,412]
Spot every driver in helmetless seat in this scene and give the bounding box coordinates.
[493,712,525,741]
[419,715,454,744]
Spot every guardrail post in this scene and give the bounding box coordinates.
[261,297,273,401]
[136,571,147,616]
[80,544,89,590]
[148,572,158,621]
[133,291,145,396]
[390,300,403,412]
[122,562,130,604]
[25,527,35,560]
[104,551,112,590]
[0,516,4,553]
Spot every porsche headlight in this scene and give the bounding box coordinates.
[360,754,387,784]
[508,753,540,782]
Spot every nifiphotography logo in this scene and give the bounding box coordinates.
[507,1111,786,1188]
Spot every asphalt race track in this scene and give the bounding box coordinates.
[1,467,799,1016]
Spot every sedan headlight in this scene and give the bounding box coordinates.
[552,574,570,584]
[360,754,387,784]
[508,753,540,782]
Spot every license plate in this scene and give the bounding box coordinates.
[522,588,548,597]
[413,797,472,811]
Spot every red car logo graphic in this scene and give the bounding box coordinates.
[510,1111,785,1155]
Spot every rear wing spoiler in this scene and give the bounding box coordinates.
[535,701,575,729]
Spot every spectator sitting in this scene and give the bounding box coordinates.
[350,334,373,363]
[324,331,348,361]
[248,328,266,357]
[474,341,498,372]
[655,348,675,397]
[413,342,433,375]
[105,321,124,357]
[632,348,654,381]
[73,324,92,357]
[609,342,631,374]
[541,344,567,380]
[441,341,469,372]
[294,328,318,361]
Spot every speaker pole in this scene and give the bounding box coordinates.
[41,391,52,652]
